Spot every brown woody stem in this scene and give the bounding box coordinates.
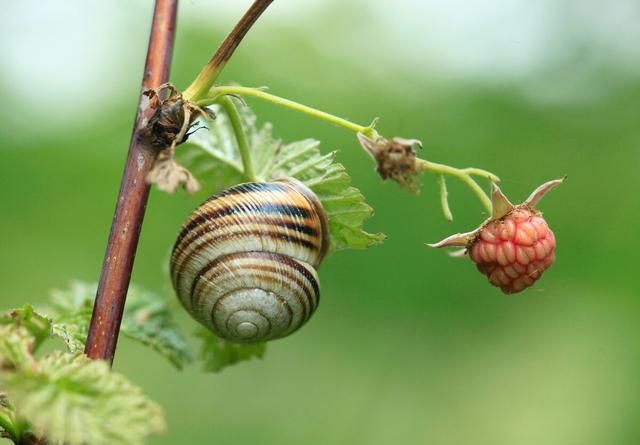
[85,0,179,364]
[182,0,275,101]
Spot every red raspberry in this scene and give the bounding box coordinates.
[429,178,563,294]
[468,207,555,293]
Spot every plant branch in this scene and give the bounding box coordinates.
[183,0,275,101]
[199,86,497,217]
[196,85,380,138]
[218,96,257,181]
[85,0,179,365]
[437,174,453,222]
[417,159,497,214]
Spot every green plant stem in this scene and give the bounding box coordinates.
[183,0,274,101]
[417,159,496,213]
[218,96,257,181]
[437,174,453,222]
[196,86,500,216]
[195,86,380,139]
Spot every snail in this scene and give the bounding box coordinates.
[170,177,329,343]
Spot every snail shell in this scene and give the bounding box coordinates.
[170,178,329,343]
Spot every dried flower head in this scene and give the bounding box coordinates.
[357,133,422,192]
[146,153,200,194]
[142,84,212,149]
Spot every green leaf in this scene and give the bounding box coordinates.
[1,305,52,352]
[0,325,36,371]
[50,322,86,354]
[1,351,165,445]
[196,328,266,373]
[44,281,194,369]
[179,108,253,190]
[0,392,19,441]
[120,285,194,369]
[47,283,95,353]
[182,104,385,252]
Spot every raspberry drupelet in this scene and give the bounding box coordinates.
[429,178,564,294]
[469,207,556,293]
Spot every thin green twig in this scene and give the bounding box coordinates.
[195,86,380,139]
[183,0,275,101]
[437,174,453,221]
[218,96,257,181]
[196,85,501,217]
[418,159,496,214]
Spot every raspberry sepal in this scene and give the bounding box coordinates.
[428,178,564,293]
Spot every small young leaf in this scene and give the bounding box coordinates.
[182,103,385,251]
[0,392,22,442]
[1,351,165,445]
[1,305,52,352]
[0,325,36,371]
[45,281,194,369]
[179,109,249,190]
[196,328,266,373]
[50,322,86,353]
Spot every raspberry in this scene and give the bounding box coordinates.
[429,178,564,294]
[468,207,556,293]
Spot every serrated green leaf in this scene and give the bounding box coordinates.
[0,393,13,435]
[50,323,86,353]
[44,281,193,369]
[1,305,52,352]
[182,104,385,251]
[179,110,250,192]
[196,328,266,373]
[1,351,165,445]
[0,392,24,442]
[119,285,194,369]
[44,283,94,353]
[0,325,37,371]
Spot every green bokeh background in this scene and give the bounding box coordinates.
[1,2,639,444]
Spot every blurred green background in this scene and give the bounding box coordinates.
[1,0,639,444]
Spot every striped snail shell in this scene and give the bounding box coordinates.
[170,177,329,344]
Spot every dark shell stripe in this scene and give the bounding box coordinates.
[174,180,316,246]
[177,214,319,249]
[171,224,322,297]
[213,181,289,199]
[190,257,316,313]
[171,184,326,293]
[172,188,324,264]
[214,289,291,337]
[175,200,313,247]
[189,252,318,320]
[175,225,320,272]
[200,276,308,329]
[170,178,328,343]
[174,217,321,267]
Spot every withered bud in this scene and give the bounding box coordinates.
[357,133,422,192]
[142,85,209,149]
[146,155,200,194]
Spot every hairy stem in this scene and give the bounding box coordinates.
[85,0,179,365]
[196,85,380,139]
[437,174,453,222]
[183,0,275,101]
[417,159,497,214]
[219,96,257,181]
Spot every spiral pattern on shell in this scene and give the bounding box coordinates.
[170,178,329,343]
